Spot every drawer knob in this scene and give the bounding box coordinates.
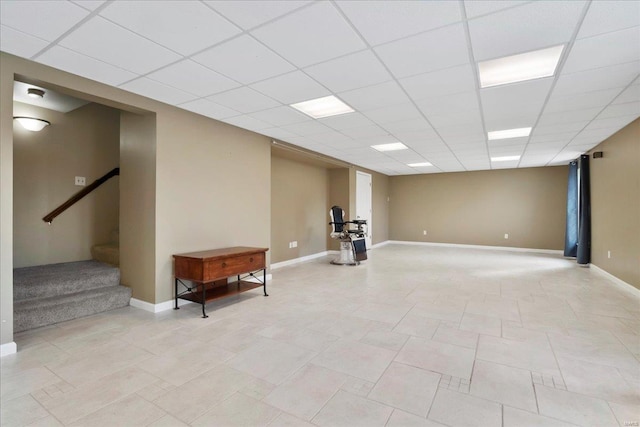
[250,257,254,262]
[222,262,226,268]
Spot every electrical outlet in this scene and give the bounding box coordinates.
[607,250,611,259]
[292,241,298,248]
[423,230,427,235]
[504,233,509,239]
[74,176,86,186]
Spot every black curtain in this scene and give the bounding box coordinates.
[564,161,578,257]
[577,155,591,265]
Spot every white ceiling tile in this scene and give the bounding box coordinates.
[468,0,585,61]
[530,131,578,144]
[250,71,330,104]
[545,88,621,113]
[178,98,240,120]
[206,1,310,30]
[37,46,137,86]
[537,107,605,126]
[489,145,525,156]
[1,0,89,41]
[340,81,410,111]
[222,115,272,131]
[582,115,638,132]
[563,26,640,74]
[393,129,441,144]
[319,113,373,131]
[362,103,423,125]
[597,102,640,119]
[464,1,530,19]
[416,91,479,116]
[571,127,620,143]
[251,2,366,67]
[400,64,477,101]
[71,1,106,11]
[262,127,300,140]
[1,25,49,58]
[59,17,181,74]
[249,106,311,127]
[147,59,240,97]
[340,124,388,139]
[119,77,197,105]
[304,50,392,93]
[193,35,295,85]
[100,1,240,56]
[352,134,400,146]
[337,0,461,46]
[375,23,469,78]
[555,61,639,97]
[383,118,433,135]
[488,136,529,147]
[436,122,485,140]
[578,0,640,39]
[281,121,334,136]
[525,142,566,151]
[612,83,640,105]
[207,87,281,114]
[481,77,553,128]
[533,121,588,136]
[427,109,483,128]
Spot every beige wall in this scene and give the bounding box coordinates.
[589,119,640,289]
[120,112,156,302]
[389,166,568,250]
[13,102,120,268]
[271,154,329,264]
[371,170,390,245]
[328,168,350,250]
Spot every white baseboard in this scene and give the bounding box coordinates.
[1,341,17,357]
[590,264,640,298]
[130,273,274,313]
[387,240,563,255]
[271,252,331,269]
[370,240,390,249]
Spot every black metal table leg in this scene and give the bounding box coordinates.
[263,268,268,296]
[174,278,179,310]
[201,284,208,318]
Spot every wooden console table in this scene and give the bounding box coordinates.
[173,246,269,318]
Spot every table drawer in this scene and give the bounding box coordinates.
[204,252,265,280]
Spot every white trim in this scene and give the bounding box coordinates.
[387,240,563,255]
[271,252,330,269]
[370,240,390,249]
[130,273,274,313]
[591,264,640,298]
[1,341,17,357]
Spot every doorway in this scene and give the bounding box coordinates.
[356,171,372,247]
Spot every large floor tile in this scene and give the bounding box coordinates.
[536,384,619,426]
[503,406,580,427]
[386,410,447,427]
[0,367,63,403]
[470,360,537,412]
[192,393,281,426]
[264,364,347,420]
[311,390,393,427]
[368,362,440,417]
[226,338,316,385]
[352,302,413,325]
[477,335,561,376]
[68,394,166,427]
[392,314,439,339]
[0,394,50,427]
[311,339,396,383]
[428,388,501,427]
[395,336,475,380]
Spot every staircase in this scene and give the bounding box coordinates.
[91,228,120,266]
[13,260,131,333]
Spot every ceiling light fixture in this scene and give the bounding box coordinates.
[487,127,532,140]
[290,95,354,119]
[478,45,564,88]
[14,117,51,132]
[491,155,520,162]
[371,142,408,152]
[27,88,45,98]
[407,162,432,167]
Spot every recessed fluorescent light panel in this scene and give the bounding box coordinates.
[491,155,520,162]
[487,127,531,140]
[290,95,354,119]
[479,45,564,88]
[371,142,408,152]
[408,162,432,167]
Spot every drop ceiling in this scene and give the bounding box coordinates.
[2,0,638,175]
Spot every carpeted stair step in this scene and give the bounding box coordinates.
[14,260,120,301]
[14,285,131,333]
[91,243,119,266]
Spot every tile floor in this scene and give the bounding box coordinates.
[2,244,639,426]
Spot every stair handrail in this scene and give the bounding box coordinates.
[43,167,120,224]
